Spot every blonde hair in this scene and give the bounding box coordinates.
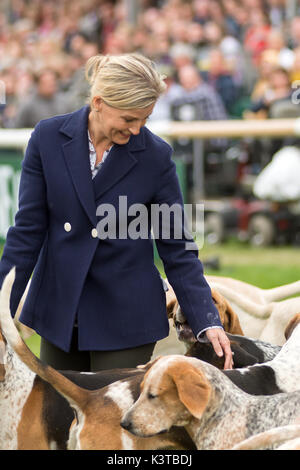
[85,53,167,110]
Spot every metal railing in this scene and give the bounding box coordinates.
[1,118,300,204]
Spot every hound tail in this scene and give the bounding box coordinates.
[0,268,90,410]
[210,282,273,319]
[263,280,300,302]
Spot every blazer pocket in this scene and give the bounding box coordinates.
[120,266,167,337]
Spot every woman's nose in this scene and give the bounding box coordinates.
[128,122,142,135]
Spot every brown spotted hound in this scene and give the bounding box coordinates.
[166,276,300,344]
[166,285,244,344]
[0,269,195,450]
[121,354,300,450]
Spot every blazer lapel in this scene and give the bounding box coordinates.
[60,105,147,221]
[92,128,146,200]
[92,144,137,200]
[60,106,97,226]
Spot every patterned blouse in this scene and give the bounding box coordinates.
[88,130,112,179]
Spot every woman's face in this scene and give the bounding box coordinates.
[92,98,155,145]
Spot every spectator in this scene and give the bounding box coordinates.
[246,67,295,118]
[263,28,295,70]
[0,0,298,129]
[250,52,278,101]
[266,0,286,27]
[0,69,19,128]
[148,65,182,121]
[173,64,228,120]
[201,48,240,114]
[13,68,71,128]
[289,16,300,49]
[193,0,211,25]
[243,9,271,65]
[170,63,228,149]
[290,46,300,83]
[169,43,197,72]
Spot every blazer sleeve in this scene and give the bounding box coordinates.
[0,122,49,316]
[152,144,223,336]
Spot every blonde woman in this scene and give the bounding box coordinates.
[0,53,233,371]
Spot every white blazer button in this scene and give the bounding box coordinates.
[64,222,71,232]
[91,228,98,238]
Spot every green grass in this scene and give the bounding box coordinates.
[156,239,300,288]
[200,240,300,288]
[2,240,300,357]
[25,333,41,357]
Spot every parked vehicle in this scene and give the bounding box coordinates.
[203,197,300,246]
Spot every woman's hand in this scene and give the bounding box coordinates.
[205,328,234,369]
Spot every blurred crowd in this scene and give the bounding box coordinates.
[1,0,300,129]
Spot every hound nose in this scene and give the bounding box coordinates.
[121,418,133,432]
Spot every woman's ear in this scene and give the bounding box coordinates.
[91,96,102,112]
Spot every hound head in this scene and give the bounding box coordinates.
[211,289,244,336]
[168,288,244,347]
[121,355,212,437]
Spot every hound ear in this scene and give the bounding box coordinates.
[171,364,212,420]
[166,297,177,319]
[211,288,244,335]
[0,330,6,382]
[223,297,244,336]
[284,313,300,340]
[211,288,226,324]
[165,282,177,319]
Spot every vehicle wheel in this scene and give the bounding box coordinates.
[248,215,275,246]
[204,213,225,244]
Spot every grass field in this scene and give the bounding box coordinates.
[157,239,300,288]
[1,240,300,356]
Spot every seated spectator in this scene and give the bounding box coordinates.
[148,65,182,121]
[172,63,228,120]
[197,21,224,71]
[169,63,228,149]
[222,0,246,38]
[250,51,278,101]
[289,46,300,83]
[289,16,300,50]
[267,0,286,28]
[0,69,19,128]
[193,0,211,25]
[169,43,197,72]
[243,8,271,66]
[245,66,296,119]
[201,48,240,114]
[263,28,295,71]
[13,68,72,128]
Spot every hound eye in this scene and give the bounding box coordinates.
[147,392,156,400]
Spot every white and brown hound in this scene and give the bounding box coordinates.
[166,276,300,345]
[121,354,300,450]
[0,268,194,450]
[207,279,300,345]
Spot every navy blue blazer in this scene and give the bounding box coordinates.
[0,105,222,352]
